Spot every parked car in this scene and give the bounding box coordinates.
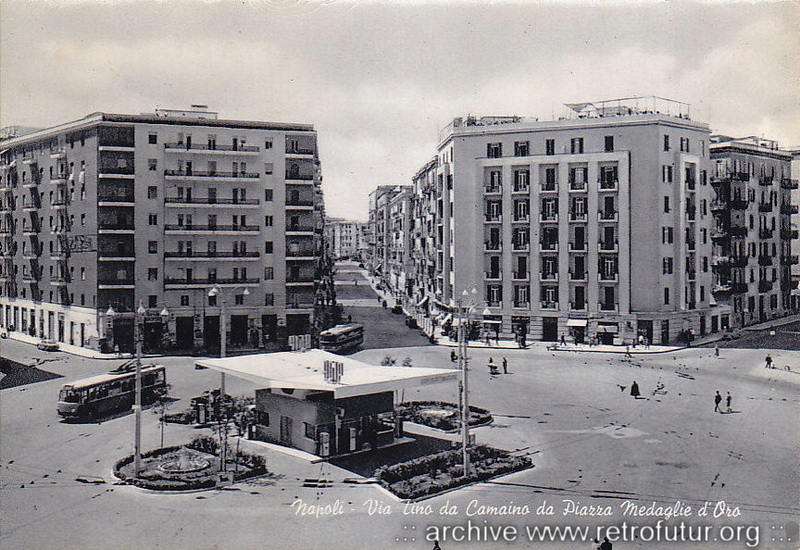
[37,339,60,352]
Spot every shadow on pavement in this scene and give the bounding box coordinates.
[329,433,455,478]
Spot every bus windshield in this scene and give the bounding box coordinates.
[59,388,83,403]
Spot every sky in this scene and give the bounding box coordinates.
[1,0,798,221]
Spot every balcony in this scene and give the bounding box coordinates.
[781,204,799,215]
[164,276,260,289]
[164,197,261,207]
[730,198,748,210]
[541,271,558,282]
[484,240,501,252]
[711,255,731,267]
[758,176,773,186]
[710,229,728,239]
[486,300,502,308]
[23,251,39,260]
[98,167,135,177]
[286,275,316,284]
[569,241,586,252]
[540,300,558,310]
[539,241,558,252]
[50,276,70,286]
[540,183,557,193]
[758,202,773,213]
[286,301,316,310]
[286,198,315,208]
[49,250,69,261]
[164,224,260,233]
[52,197,69,209]
[286,146,316,156]
[50,174,68,185]
[758,280,773,292]
[598,240,618,253]
[511,183,529,194]
[512,214,530,223]
[513,300,530,309]
[23,273,40,284]
[285,172,314,181]
[22,201,40,212]
[485,271,502,281]
[568,180,587,192]
[780,228,799,240]
[22,225,41,236]
[164,169,260,180]
[730,256,748,267]
[570,301,586,311]
[484,214,502,223]
[164,251,261,260]
[97,276,135,288]
[0,226,13,236]
[484,184,502,194]
[599,272,619,282]
[511,242,530,252]
[569,211,588,222]
[97,223,133,233]
[730,225,747,237]
[598,302,618,312]
[758,255,773,266]
[598,178,618,191]
[686,270,696,281]
[540,213,558,223]
[598,210,618,222]
[286,225,316,234]
[781,178,799,190]
[286,250,318,260]
[759,228,774,239]
[512,271,529,281]
[569,270,587,281]
[164,142,260,153]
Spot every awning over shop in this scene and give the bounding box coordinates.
[596,324,619,333]
[195,350,459,399]
[566,319,588,327]
[442,313,453,325]
[417,296,429,307]
[481,319,502,324]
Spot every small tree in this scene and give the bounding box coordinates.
[151,385,173,449]
[402,357,413,367]
[381,356,396,366]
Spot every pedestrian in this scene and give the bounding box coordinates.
[625,345,632,359]
[645,337,650,350]
[630,381,640,398]
[450,349,457,363]
[432,541,442,550]
[502,357,508,374]
[638,334,645,347]
[714,390,722,413]
[765,354,773,369]
[714,344,719,357]
[598,536,613,550]
[726,392,732,413]
[560,334,567,346]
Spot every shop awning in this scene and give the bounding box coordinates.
[195,350,459,399]
[417,295,429,307]
[442,313,453,325]
[596,324,618,333]
[482,319,502,324]
[566,319,588,327]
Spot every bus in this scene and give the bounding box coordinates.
[57,364,167,421]
[319,323,364,354]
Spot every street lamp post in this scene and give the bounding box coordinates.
[134,301,146,476]
[457,287,479,478]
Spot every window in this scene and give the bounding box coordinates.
[664,287,670,305]
[265,241,273,254]
[148,214,158,226]
[208,294,217,306]
[662,257,673,274]
[81,214,86,226]
[80,267,86,280]
[180,295,190,306]
[264,189,273,202]
[514,141,529,157]
[545,139,555,156]
[664,197,671,213]
[264,293,274,306]
[265,267,274,280]
[699,286,705,302]
[255,410,270,426]
[680,137,690,152]
[264,215,273,227]
[487,143,502,158]
[148,268,158,281]
[662,165,673,183]
[265,140,273,149]
[570,137,584,154]
[148,295,158,308]
[663,135,670,151]
[148,159,157,171]
[147,186,158,199]
[81,294,85,306]
[148,241,158,254]
[304,422,316,440]
[148,133,158,145]
[604,136,614,152]
[235,294,245,305]
[264,163,273,175]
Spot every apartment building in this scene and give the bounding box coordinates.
[367,185,410,281]
[0,106,327,353]
[708,136,797,326]
[396,97,730,345]
[325,217,363,259]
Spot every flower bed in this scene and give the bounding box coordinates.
[374,445,532,500]
[114,436,268,491]
[396,401,493,432]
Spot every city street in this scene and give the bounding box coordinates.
[2,332,798,549]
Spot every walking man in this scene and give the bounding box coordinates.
[625,345,632,359]
[560,334,567,346]
[714,344,719,357]
[765,354,773,369]
[714,390,722,413]
[726,392,732,413]
[502,357,508,374]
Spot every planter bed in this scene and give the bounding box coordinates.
[396,401,493,432]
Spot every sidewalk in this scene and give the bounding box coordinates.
[2,331,134,360]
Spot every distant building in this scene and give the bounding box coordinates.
[325,217,363,260]
[388,97,736,344]
[367,185,410,282]
[708,136,796,326]
[0,106,330,353]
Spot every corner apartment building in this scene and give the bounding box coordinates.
[367,185,410,282]
[0,106,326,353]
[325,217,363,259]
[399,97,729,345]
[708,136,797,326]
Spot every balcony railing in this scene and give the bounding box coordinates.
[512,271,529,280]
[165,169,260,179]
[599,272,619,282]
[780,228,799,240]
[97,277,134,285]
[710,229,728,239]
[781,204,799,215]
[569,181,586,191]
[541,271,558,281]
[164,224,259,232]
[598,240,618,252]
[569,211,587,222]
[164,251,260,259]
[511,242,530,252]
[781,178,799,190]
[164,142,260,152]
[286,301,316,309]
[599,302,618,312]
[286,225,315,232]
[484,214,502,223]
[569,270,586,281]
[540,300,558,310]
[98,223,134,231]
[98,194,135,203]
[758,176,773,186]
[598,210,618,221]
[758,202,773,213]
[513,301,530,309]
[512,183,529,193]
[286,198,315,207]
[485,271,502,280]
[285,172,314,180]
[712,283,732,294]
[569,241,586,252]
[287,249,318,257]
[286,146,315,155]
[484,184,502,194]
[512,214,530,223]
[598,177,618,191]
[758,255,773,266]
[164,277,260,285]
[758,280,773,292]
[286,275,316,283]
[540,241,558,252]
[759,229,774,239]
[164,197,260,206]
[730,198,748,210]
[710,199,727,212]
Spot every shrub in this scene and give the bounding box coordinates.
[380,356,396,366]
[188,435,219,455]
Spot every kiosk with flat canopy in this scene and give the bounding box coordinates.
[195,350,458,457]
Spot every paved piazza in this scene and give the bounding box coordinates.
[1,337,798,549]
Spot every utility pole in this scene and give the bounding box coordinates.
[134,301,146,477]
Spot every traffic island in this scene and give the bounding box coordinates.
[373,445,532,500]
[396,401,493,432]
[114,436,268,491]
